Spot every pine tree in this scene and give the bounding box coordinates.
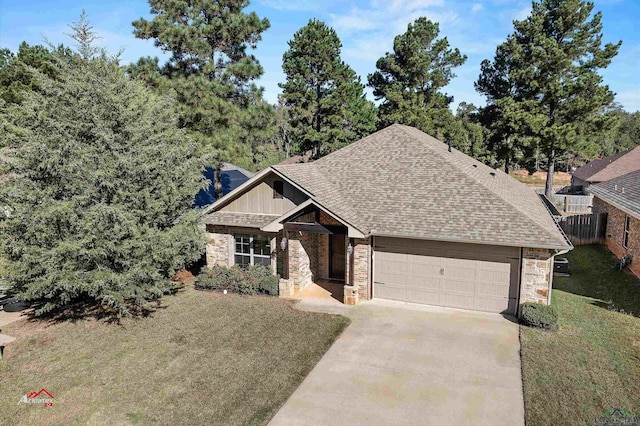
[0,25,205,316]
[485,0,621,195]
[0,42,73,105]
[367,17,466,138]
[132,0,274,195]
[279,19,376,158]
[475,36,528,174]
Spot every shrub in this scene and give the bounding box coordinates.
[520,303,558,330]
[196,265,279,296]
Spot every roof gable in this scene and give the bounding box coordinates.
[573,145,640,183]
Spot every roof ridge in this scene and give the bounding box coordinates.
[394,125,564,245]
[312,125,405,166]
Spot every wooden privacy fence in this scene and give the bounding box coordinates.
[558,212,607,246]
[550,194,592,213]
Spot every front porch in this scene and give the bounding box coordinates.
[290,280,344,304]
[271,207,370,306]
[204,204,371,305]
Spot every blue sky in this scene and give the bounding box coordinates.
[1,0,639,111]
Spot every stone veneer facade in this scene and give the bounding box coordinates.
[205,211,372,305]
[206,224,555,310]
[593,197,640,277]
[519,247,554,305]
[287,232,318,291]
[205,225,280,277]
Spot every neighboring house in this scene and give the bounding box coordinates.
[591,170,640,277]
[202,124,572,315]
[193,163,254,208]
[571,145,640,192]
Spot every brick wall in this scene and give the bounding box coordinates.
[520,248,553,305]
[594,197,640,277]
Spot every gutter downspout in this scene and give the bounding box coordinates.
[549,248,572,305]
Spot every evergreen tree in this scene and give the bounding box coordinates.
[488,0,621,195]
[279,19,376,158]
[451,102,490,162]
[132,0,274,195]
[0,42,73,105]
[367,17,466,138]
[475,37,528,174]
[0,25,205,316]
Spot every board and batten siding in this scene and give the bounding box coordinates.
[220,174,308,215]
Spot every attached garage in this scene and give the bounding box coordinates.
[373,237,521,314]
[204,124,572,311]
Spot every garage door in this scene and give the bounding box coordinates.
[373,237,520,314]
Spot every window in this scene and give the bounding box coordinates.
[624,215,631,248]
[234,234,271,267]
[273,180,284,199]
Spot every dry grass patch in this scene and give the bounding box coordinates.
[510,170,571,187]
[0,287,349,425]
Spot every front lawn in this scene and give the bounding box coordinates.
[0,287,349,425]
[521,245,640,425]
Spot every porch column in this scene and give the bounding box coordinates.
[343,238,359,305]
[278,229,294,297]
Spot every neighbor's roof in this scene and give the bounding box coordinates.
[203,212,280,228]
[590,169,640,219]
[221,162,255,178]
[572,145,640,183]
[270,124,570,250]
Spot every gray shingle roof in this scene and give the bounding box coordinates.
[203,212,280,228]
[572,145,640,183]
[590,169,640,218]
[273,124,570,249]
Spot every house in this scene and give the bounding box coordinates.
[591,169,640,277]
[193,163,254,208]
[571,145,640,192]
[202,124,572,315]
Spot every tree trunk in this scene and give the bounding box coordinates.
[545,148,555,197]
[214,162,223,200]
[505,135,511,174]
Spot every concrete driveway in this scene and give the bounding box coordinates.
[270,299,524,426]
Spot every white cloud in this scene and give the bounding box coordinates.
[257,0,320,11]
[331,12,377,33]
[331,1,457,35]
[615,89,640,112]
[513,6,531,21]
[472,3,483,13]
[343,35,393,62]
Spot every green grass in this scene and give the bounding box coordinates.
[0,287,350,425]
[521,245,640,425]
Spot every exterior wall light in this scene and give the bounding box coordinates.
[280,237,288,251]
[347,243,354,256]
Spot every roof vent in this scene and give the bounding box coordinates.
[490,172,496,177]
[615,184,618,191]
[472,164,478,168]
